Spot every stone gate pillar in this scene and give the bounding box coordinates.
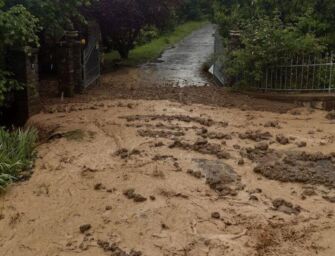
[57,31,82,97]
[3,47,41,126]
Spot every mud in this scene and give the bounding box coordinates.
[169,139,230,159]
[239,130,273,142]
[137,129,185,138]
[121,114,217,127]
[272,199,301,215]
[254,151,335,188]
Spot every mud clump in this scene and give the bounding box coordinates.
[121,114,215,127]
[325,110,335,120]
[115,148,141,159]
[187,169,202,179]
[211,212,221,219]
[123,189,147,203]
[138,129,185,138]
[80,224,92,233]
[254,151,335,188]
[198,130,233,140]
[97,240,142,256]
[195,159,243,196]
[239,130,272,142]
[323,196,335,203]
[169,139,230,159]
[296,141,307,148]
[264,120,281,128]
[255,142,269,151]
[272,199,301,215]
[276,134,289,145]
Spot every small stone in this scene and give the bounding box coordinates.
[133,194,147,203]
[211,212,221,219]
[123,189,135,199]
[105,206,113,211]
[255,142,269,151]
[80,224,92,233]
[249,195,259,201]
[297,141,307,148]
[276,134,289,145]
[94,183,104,190]
[238,159,245,165]
[150,195,156,201]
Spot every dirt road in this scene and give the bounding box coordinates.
[1,25,335,256]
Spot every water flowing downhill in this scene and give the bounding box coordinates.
[141,24,215,87]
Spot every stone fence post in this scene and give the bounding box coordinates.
[2,47,41,126]
[57,31,82,97]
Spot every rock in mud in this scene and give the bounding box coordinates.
[123,189,147,203]
[138,129,185,138]
[323,196,335,203]
[272,199,301,215]
[80,224,92,233]
[169,139,230,159]
[254,151,335,188]
[195,159,242,196]
[97,240,142,256]
[325,110,335,120]
[133,194,147,203]
[238,158,245,165]
[123,189,136,199]
[121,114,215,127]
[239,130,272,142]
[187,169,202,179]
[211,212,221,219]
[255,142,269,151]
[296,141,307,148]
[115,148,141,159]
[264,120,280,128]
[276,134,289,145]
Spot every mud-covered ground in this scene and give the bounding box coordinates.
[1,95,335,256]
[2,25,335,256]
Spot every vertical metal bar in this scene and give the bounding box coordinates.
[312,55,316,90]
[265,68,268,91]
[325,53,329,91]
[329,52,333,94]
[296,56,299,90]
[318,54,321,89]
[289,58,293,89]
[301,55,304,90]
[307,55,311,90]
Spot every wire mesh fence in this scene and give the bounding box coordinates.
[256,53,335,92]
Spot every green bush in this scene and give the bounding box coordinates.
[213,0,335,87]
[0,127,38,190]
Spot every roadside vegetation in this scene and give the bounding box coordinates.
[213,0,335,86]
[0,128,37,191]
[105,20,208,67]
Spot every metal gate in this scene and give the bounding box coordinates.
[82,22,101,88]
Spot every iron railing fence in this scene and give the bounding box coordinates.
[213,29,225,85]
[256,53,335,92]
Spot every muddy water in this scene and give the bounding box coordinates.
[141,24,215,87]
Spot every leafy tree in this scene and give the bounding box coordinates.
[0,0,39,107]
[90,0,180,59]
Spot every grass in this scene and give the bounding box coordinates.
[0,128,38,191]
[105,20,209,67]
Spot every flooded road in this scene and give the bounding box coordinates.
[141,24,215,86]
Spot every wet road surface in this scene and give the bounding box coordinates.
[141,24,215,87]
